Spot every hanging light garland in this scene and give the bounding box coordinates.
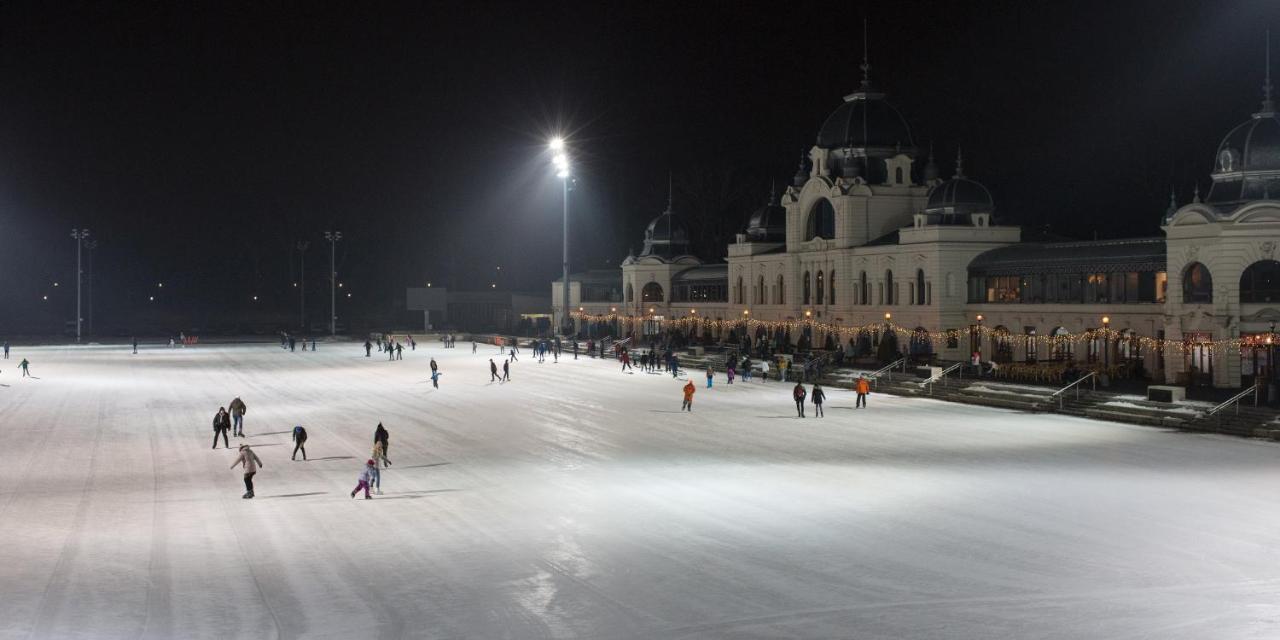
[570,311,1260,354]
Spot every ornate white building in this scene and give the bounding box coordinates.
[554,51,1280,390]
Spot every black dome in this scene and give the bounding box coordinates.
[816,91,914,151]
[640,209,691,259]
[1207,113,1280,203]
[745,196,786,242]
[926,176,993,215]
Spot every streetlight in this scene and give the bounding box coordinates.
[324,231,342,336]
[1102,315,1110,367]
[297,241,310,330]
[550,137,572,336]
[70,228,89,343]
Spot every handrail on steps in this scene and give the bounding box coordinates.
[1050,371,1097,409]
[924,362,965,396]
[1206,382,1260,418]
[868,358,908,388]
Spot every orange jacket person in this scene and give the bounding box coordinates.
[682,380,696,412]
[855,375,870,408]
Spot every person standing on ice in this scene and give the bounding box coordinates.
[726,359,736,385]
[374,423,391,463]
[430,358,441,388]
[620,349,632,372]
[370,443,387,495]
[230,444,263,499]
[573,340,578,360]
[212,407,232,449]
[2,340,8,359]
[351,459,375,499]
[741,356,753,382]
[705,367,714,389]
[388,342,395,361]
[228,397,248,437]
[855,375,870,408]
[490,358,499,382]
[811,383,826,418]
[670,354,679,378]
[132,337,138,355]
[793,382,807,418]
[311,337,317,351]
[364,340,372,357]
[682,379,696,412]
[291,425,308,461]
[502,358,510,381]
[18,358,30,377]
[472,340,477,354]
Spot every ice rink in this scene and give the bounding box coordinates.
[3,340,1280,639]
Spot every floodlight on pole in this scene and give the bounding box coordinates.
[70,228,90,344]
[324,231,342,336]
[550,137,573,335]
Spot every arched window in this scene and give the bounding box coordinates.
[1182,262,1213,304]
[885,269,895,305]
[859,271,868,305]
[806,199,836,240]
[625,282,634,302]
[895,167,904,184]
[641,282,664,303]
[828,271,836,305]
[803,271,812,305]
[916,269,926,305]
[757,275,765,304]
[1241,260,1280,303]
[734,276,744,304]
[1050,326,1073,361]
[816,270,825,305]
[776,274,785,304]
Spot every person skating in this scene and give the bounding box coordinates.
[311,337,317,351]
[17,358,30,377]
[388,342,395,361]
[502,358,511,381]
[509,346,518,362]
[376,336,383,352]
[793,382,807,418]
[300,338,307,352]
[364,340,372,357]
[640,352,649,371]
[289,336,296,352]
[212,407,232,449]
[472,341,477,354]
[621,350,632,372]
[812,383,826,418]
[490,358,499,382]
[351,459,375,499]
[726,361,736,385]
[759,358,769,382]
[706,367,714,389]
[573,340,578,360]
[132,337,138,355]
[682,379,696,411]
[228,396,247,437]
[2,340,8,359]
[430,364,441,389]
[670,354,679,378]
[396,342,404,361]
[370,443,387,495]
[741,356,753,382]
[374,423,391,464]
[230,444,263,499]
[291,425,308,460]
[855,375,870,408]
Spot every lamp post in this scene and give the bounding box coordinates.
[550,137,572,337]
[84,239,97,336]
[70,228,90,343]
[297,241,309,330]
[974,313,984,359]
[323,231,342,336]
[1102,315,1110,367]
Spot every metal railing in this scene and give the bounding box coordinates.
[868,358,908,389]
[1206,382,1260,419]
[925,362,965,396]
[1050,371,1097,409]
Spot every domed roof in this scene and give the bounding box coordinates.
[816,88,914,151]
[1206,113,1280,203]
[745,187,786,242]
[639,207,691,259]
[924,151,993,216]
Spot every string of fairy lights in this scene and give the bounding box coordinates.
[570,310,1276,354]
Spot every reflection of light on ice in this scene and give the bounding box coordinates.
[3,342,1280,638]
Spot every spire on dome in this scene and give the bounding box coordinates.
[1193,182,1202,203]
[666,171,674,213]
[792,151,808,187]
[859,18,871,90]
[954,145,965,178]
[1262,30,1276,116]
[924,141,939,182]
[1166,186,1177,216]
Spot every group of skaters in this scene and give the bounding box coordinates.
[440,334,459,348]
[212,396,400,501]
[363,333,415,359]
[619,346,683,378]
[0,340,31,378]
[790,375,871,417]
[279,332,318,352]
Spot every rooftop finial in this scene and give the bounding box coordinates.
[667,171,673,212]
[954,145,965,178]
[1193,182,1202,203]
[768,179,777,204]
[1264,30,1276,114]
[860,18,871,89]
[1167,186,1177,215]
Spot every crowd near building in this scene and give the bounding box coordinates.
[554,48,1280,391]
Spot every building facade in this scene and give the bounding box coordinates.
[554,56,1280,390]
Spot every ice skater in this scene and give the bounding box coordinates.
[374,423,391,464]
[621,350,632,372]
[490,358,499,382]
[682,379,696,412]
[502,358,510,381]
[855,375,870,408]
[396,342,404,360]
[351,459,375,499]
[811,383,825,418]
[311,337,317,351]
[741,356,753,382]
[212,407,232,449]
[132,337,138,354]
[430,357,439,380]
[2,340,8,359]
[793,382,807,418]
[230,443,263,499]
[726,361,736,384]
[472,341,477,354]
[706,367,714,389]
[291,425,308,460]
[18,358,30,377]
[370,443,386,495]
[364,340,372,357]
[228,396,247,437]
[670,354,679,378]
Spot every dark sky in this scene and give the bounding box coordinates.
[2,1,1279,332]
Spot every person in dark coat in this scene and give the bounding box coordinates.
[811,384,826,418]
[292,425,308,460]
[212,407,232,449]
[490,358,499,382]
[374,423,391,464]
[364,340,372,357]
[502,358,510,381]
[793,383,807,418]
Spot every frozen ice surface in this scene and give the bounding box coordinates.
[2,342,1280,639]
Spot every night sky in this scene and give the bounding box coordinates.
[1,1,1279,333]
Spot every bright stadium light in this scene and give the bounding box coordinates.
[549,137,564,152]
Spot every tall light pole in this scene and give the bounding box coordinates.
[323,231,341,336]
[551,137,571,336]
[70,228,90,343]
[297,240,309,330]
[84,239,97,336]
